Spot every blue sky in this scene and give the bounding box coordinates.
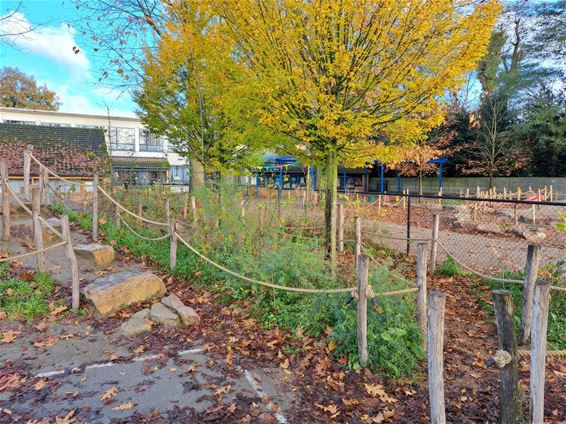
[0,0,137,116]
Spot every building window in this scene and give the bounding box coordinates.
[109,127,135,151]
[139,129,162,152]
[170,165,189,184]
[5,120,35,125]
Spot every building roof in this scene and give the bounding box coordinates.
[0,123,110,176]
[0,106,140,122]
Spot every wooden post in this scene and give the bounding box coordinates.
[31,186,46,272]
[182,192,188,220]
[137,202,144,227]
[338,203,344,252]
[529,280,551,424]
[520,244,541,345]
[23,145,33,201]
[42,166,50,205]
[92,174,99,241]
[169,217,177,271]
[503,187,507,200]
[61,215,80,310]
[354,217,361,262]
[517,187,521,200]
[429,213,439,275]
[514,203,519,225]
[428,291,446,424]
[38,165,45,205]
[492,290,522,423]
[241,199,246,218]
[114,202,121,229]
[81,179,87,212]
[378,194,382,215]
[165,199,171,224]
[549,185,553,202]
[357,254,369,368]
[465,188,470,198]
[1,161,10,242]
[191,196,197,222]
[416,242,428,350]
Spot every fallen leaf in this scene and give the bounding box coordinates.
[49,304,67,317]
[1,330,20,343]
[133,345,146,354]
[0,374,26,391]
[0,311,7,320]
[364,383,397,404]
[215,385,231,399]
[34,379,48,391]
[315,403,340,418]
[112,402,134,411]
[35,321,48,331]
[55,409,76,424]
[100,385,118,401]
[33,336,57,349]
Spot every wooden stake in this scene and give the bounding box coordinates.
[23,145,33,200]
[520,244,541,345]
[428,291,447,424]
[429,214,439,275]
[80,179,86,212]
[492,290,522,423]
[165,199,171,224]
[137,202,144,227]
[31,186,45,272]
[92,174,99,241]
[357,254,369,368]
[517,187,521,200]
[1,161,10,242]
[191,196,197,222]
[169,217,177,271]
[354,216,361,262]
[514,204,519,225]
[531,204,536,224]
[416,242,428,350]
[61,215,80,310]
[338,203,344,252]
[114,202,121,229]
[182,192,188,220]
[529,280,551,424]
[241,199,246,218]
[465,188,470,198]
[549,185,553,202]
[378,194,382,214]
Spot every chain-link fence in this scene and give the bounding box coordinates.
[357,193,565,283]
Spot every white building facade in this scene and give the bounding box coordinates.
[0,107,189,186]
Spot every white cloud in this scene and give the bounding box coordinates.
[0,11,90,78]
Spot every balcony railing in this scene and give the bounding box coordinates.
[110,142,135,152]
[139,143,163,152]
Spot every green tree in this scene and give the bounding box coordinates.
[0,67,60,111]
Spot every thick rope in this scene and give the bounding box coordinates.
[0,241,68,263]
[96,186,169,227]
[436,240,566,292]
[29,155,82,187]
[377,287,419,297]
[175,233,355,294]
[121,217,169,241]
[3,180,63,238]
[517,349,566,360]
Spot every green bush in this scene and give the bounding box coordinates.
[436,256,468,277]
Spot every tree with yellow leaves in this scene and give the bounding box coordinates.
[210,0,500,267]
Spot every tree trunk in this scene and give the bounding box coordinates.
[304,165,311,215]
[418,167,423,195]
[190,157,205,192]
[323,148,338,271]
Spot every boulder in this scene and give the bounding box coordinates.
[150,302,180,326]
[83,272,166,317]
[120,308,152,335]
[161,294,200,327]
[476,223,505,236]
[10,218,62,242]
[510,225,547,243]
[74,243,115,267]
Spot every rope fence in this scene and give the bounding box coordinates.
[0,240,68,263]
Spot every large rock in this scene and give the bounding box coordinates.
[83,272,166,317]
[74,243,115,267]
[150,302,179,326]
[10,218,62,242]
[510,225,547,243]
[476,222,505,236]
[120,308,152,335]
[161,294,200,327]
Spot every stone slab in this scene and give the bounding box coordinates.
[74,243,115,267]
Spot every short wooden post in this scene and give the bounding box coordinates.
[354,217,361,261]
[31,186,46,272]
[80,179,87,212]
[531,204,536,224]
[465,188,470,198]
[378,194,382,214]
[338,203,344,252]
[429,213,439,275]
[137,202,144,227]
[241,199,246,218]
[165,199,171,224]
[114,202,121,229]
[357,254,369,368]
[529,280,551,424]
[23,145,33,200]
[43,166,51,205]
[514,203,519,225]
[416,242,428,350]
[169,217,177,271]
[517,187,521,200]
[549,185,553,202]
[520,244,541,345]
[182,192,188,220]
[492,290,522,423]
[428,291,446,424]
[92,174,99,241]
[191,196,197,222]
[61,215,80,310]
[38,165,45,205]
[1,161,10,242]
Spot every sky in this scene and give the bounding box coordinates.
[0,0,137,117]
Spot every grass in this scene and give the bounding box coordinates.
[53,187,425,380]
[436,256,470,277]
[0,263,56,322]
